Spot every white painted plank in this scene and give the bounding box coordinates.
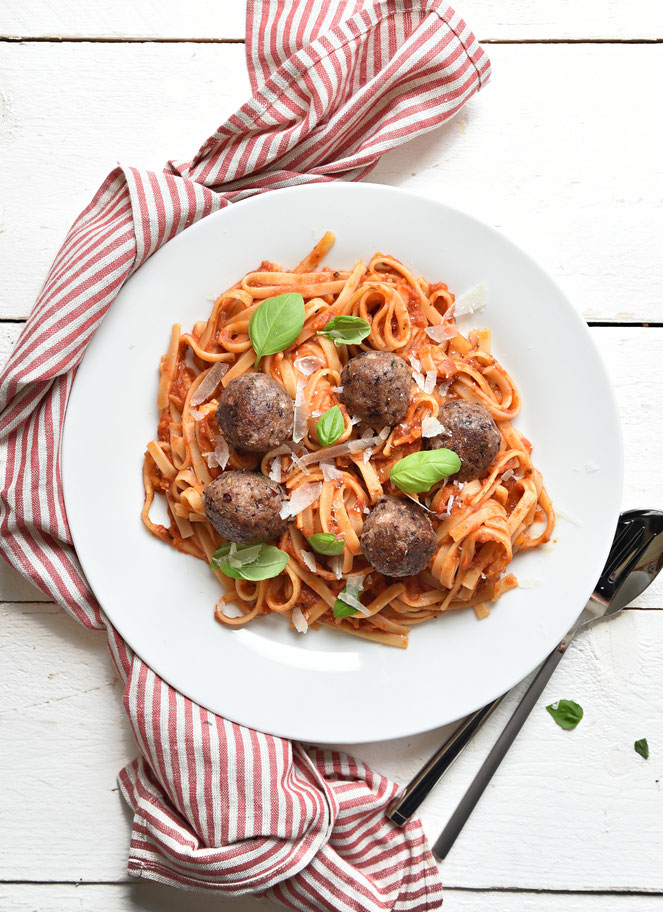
[1,600,662,888]
[0,884,660,912]
[1,43,662,320]
[1,325,662,606]
[2,0,663,40]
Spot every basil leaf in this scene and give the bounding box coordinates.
[210,543,290,581]
[308,532,345,556]
[249,292,306,368]
[333,596,359,618]
[390,449,461,494]
[634,738,650,759]
[317,315,371,346]
[546,699,584,730]
[316,405,344,447]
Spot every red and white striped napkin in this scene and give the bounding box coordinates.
[0,2,490,908]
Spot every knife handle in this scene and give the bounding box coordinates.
[433,642,565,859]
[386,697,504,827]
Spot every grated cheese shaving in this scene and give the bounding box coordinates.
[421,416,447,438]
[321,462,343,482]
[190,362,229,406]
[293,379,308,443]
[269,456,282,483]
[279,482,322,520]
[294,356,322,377]
[425,323,457,343]
[291,606,309,633]
[454,282,487,317]
[300,550,317,572]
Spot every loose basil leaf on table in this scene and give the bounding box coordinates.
[546,699,584,730]
[634,738,650,759]
[316,405,344,447]
[248,292,306,368]
[210,542,290,581]
[308,532,345,556]
[390,448,461,494]
[317,314,371,346]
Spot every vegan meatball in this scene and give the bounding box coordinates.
[340,351,411,430]
[424,399,501,482]
[216,373,294,453]
[203,470,287,544]
[360,496,437,577]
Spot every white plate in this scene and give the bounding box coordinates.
[62,183,622,743]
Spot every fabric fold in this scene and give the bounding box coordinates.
[0,2,490,908]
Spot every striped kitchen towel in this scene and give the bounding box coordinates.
[0,1,490,909]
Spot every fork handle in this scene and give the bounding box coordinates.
[433,641,566,860]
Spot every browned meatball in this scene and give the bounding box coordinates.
[360,496,437,577]
[424,399,501,482]
[203,471,287,544]
[216,373,293,453]
[340,352,411,430]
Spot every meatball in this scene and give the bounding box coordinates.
[203,470,287,544]
[424,399,501,482]
[360,496,437,577]
[216,373,293,453]
[340,352,411,430]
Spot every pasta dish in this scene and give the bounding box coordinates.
[142,232,554,648]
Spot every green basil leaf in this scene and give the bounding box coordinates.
[317,315,371,346]
[546,699,584,730]
[308,532,345,556]
[634,738,650,759]
[210,543,290,581]
[333,596,359,618]
[390,449,461,494]
[316,405,344,447]
[249,292,306,368]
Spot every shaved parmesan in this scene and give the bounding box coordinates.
[293,379,308,443]
[269,457,282,483]
[294,356,322,377]
[289,448,311,476]
[413,370,427,392]
[311,409,323,418]
[425,323,456,343]
[189,408,206,421]
[518,578,541,589]
[291,606,309,633]
[437,380,451,396]
[362,447,373,463]
[214,437,230,470]
[342,575,370,615]
[280,482,322,520]
[421,416,447,438]
[501,468,514,483]
[446,495,455,514]
[300,551,317,572]
[329,555,344,579]
[331,386,344,393]
[424,371,437,394]
[220,602,245,619]
[454,282,487,317]
[408,354,422,372]
[321,462,343,482]
[190,361,229,406]
[378,426,391,441]
[406,494,434,513]
[350,415,361,425]
[557,509,581,527]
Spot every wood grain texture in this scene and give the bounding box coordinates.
[0,884,660,912]
[2,0,663,40]
[1,600,661,889]
[0,42,662,320]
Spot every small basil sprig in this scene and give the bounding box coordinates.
[334,594,359,618]
[308,532,345,556]
[546,699,584,730]
[249,292,305,368]
[317,315,371,346]
[390,449,460,494]
[316,405,344,447]
[634,738,650,759]
[210,542,289,581]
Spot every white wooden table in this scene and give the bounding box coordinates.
[1,2,662,909]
